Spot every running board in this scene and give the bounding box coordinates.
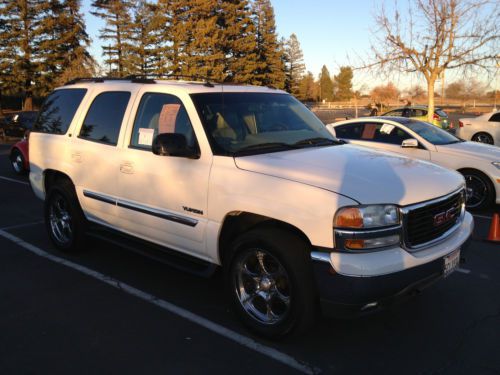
[87,224,217,278]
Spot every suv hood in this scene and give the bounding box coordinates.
[235,145,464,206]
[436,141,500,162]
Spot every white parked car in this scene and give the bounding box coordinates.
[328,117,500,209]
[29,78,473,338]
[456,111,500,146]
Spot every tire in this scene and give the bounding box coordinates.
[10,149,26,175]
[225,227,318,339]
[471,132,494,145]
[460,169,495,210]
[44,179,88,252]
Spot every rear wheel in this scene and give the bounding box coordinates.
[461,169,495,210]
[10,149,26,175]
[471,132,494,145]
[45,179,87,252]
[225,227,317,339]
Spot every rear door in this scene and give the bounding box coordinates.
[70,90,135,225]
[488,113,500,145]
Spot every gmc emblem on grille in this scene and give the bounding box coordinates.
[433,208,457,227]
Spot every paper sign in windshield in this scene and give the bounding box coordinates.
[158,103,181,134]
[138,128,155,146]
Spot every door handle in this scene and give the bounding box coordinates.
[120,162,134,174]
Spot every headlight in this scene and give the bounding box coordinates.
[492,162,500,170]
[334,205,400,229]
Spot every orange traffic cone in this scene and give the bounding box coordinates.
[486,213,500,243]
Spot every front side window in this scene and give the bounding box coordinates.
[405,120,461,145]
[412,109,426,117]
[130,93,198,151]
[79,91,130,145]
[33,89,87,134]
[355,122,412,145]
[190,93,336,155]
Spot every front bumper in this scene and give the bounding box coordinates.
[311,211,474,315]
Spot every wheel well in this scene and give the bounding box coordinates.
[44,170,74,194]
[458,167,496,194]
[218,212,312,265]
[472,131,493,139]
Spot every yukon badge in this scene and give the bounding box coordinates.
[183,206,203,215]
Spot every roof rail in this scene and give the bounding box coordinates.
[64,75,156,85]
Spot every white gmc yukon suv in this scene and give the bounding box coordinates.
[29,78,473,338]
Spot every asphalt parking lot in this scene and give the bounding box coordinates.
[0,142,499,374]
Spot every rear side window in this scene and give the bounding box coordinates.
[335,123,364,140]
[412,109,426,117]
[489,113,500,122]
[79,92,130,146]
[386,109,403,116]
[33,89,87,134]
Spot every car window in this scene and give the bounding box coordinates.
[401,108,412,117]
[358,122,413,145]
[489,113,500,122]
[386,109,403,116]
[334,123,364,140]
[131,93,198,151]
[405,120,461,145]
[33,89,87,134]
[435,109,447,118]
[412,109,426,117]
[79,92,130,146]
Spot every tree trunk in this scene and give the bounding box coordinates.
[427,78,436,123]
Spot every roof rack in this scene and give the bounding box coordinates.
[64,75,156,85]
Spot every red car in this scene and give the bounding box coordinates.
[10,138,29,175]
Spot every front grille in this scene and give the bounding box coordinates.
[404,190,464,248]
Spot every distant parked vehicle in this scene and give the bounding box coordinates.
[382,106,450,130]
[9,138,29,175]
[328,116,500,210]
[457,111,500,146]
[1,111,38,139]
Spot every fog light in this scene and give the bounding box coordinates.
[345,235,400,250]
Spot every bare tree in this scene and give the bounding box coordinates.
[365,0,499,121]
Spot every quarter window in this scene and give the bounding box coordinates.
[79,92,130,145]
[33,89,87,134]
[130,93,198,151]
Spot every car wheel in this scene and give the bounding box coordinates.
[10,149,26,175]
[225,227,318,339]
[45,179,87,252]
[471,132,494,145]
[461,169,494,210]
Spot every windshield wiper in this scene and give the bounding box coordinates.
[294,137,344,147]
[234,142,298,156]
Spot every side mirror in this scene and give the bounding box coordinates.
[402,138,419,148]
[152,133,199,159]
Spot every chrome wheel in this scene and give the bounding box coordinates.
[49,194,73,245]
[464,174,488,209]
[472,133,494,145]
[11,153,23,173]
[233,249,291,325]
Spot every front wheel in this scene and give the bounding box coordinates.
[45,180,87,252]
[471,132,494,145]
[225,227,318,339]
[10,149,26,175]
[461,169,495,210]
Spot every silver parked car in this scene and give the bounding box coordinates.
[457,111,500,146]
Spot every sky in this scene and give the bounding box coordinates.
[80,0,494,92]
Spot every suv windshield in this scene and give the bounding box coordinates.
[405,120,461,145]
[190,92,337,155]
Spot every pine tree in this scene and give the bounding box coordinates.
[319,65,333,102]
[250,0,284,88]
[298,71,317,102]
[285,33,305,96]
[91,0,134,77]
[333,66,353,101]
[129,0,157,76]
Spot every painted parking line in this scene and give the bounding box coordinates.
[0,175,30,186]
[0,229,317,375]
[0,221,44,231]
[472,214,493,220]
[456,268,471,274]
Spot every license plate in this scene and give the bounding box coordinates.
[443,249,460,277]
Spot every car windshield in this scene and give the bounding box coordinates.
[190,92,338,155]
[405,120,461,145]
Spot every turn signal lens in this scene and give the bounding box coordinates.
[345,239,365,249]
[334,208,363,228]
